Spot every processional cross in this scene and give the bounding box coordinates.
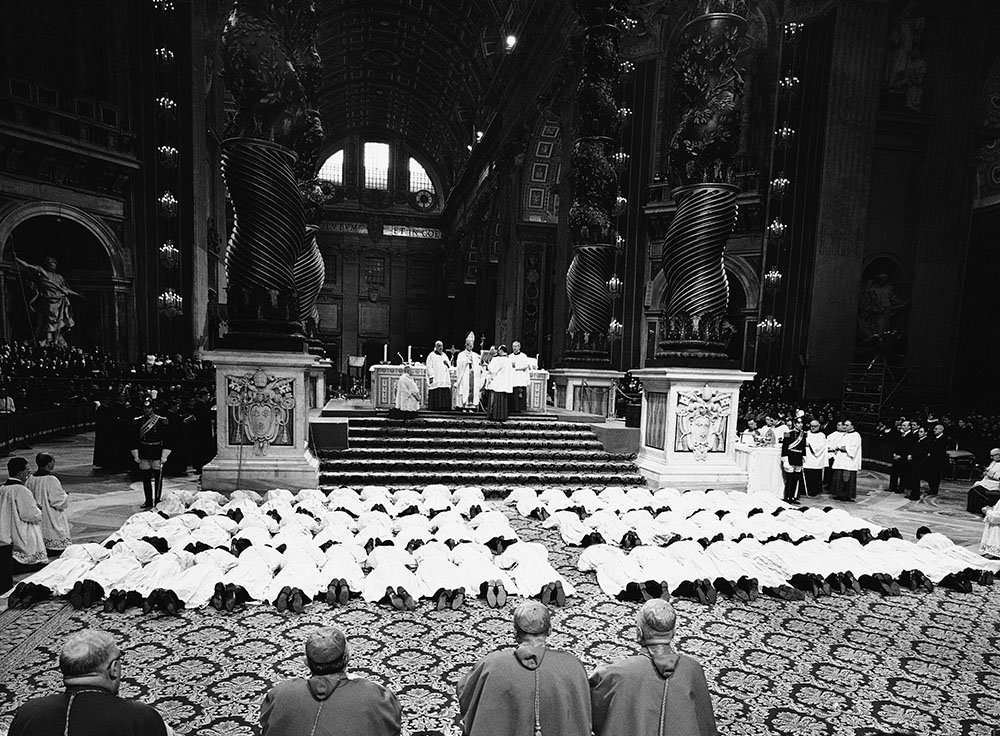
[445,344,459,365]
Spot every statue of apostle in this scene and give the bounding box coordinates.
[454,332,483,413]
[13,252,80,347]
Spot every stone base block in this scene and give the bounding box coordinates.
[201,451,320,493]
[632,365,756,491]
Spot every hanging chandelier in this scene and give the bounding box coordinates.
[756,316,782,343]
[159,240,179,269]
[158,192,178,218]
[608,318,624,340]
[771,176,790,197]
[158,288,183,318]
[607,274,623,299]
[157,144,179,168]
[763,267,782,292]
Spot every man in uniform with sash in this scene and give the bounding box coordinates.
[131,397,171,509]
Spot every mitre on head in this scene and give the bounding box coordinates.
[465,331,475,347]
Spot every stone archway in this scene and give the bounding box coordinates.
[0,201,131,354]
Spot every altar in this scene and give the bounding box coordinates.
[734,443,783,497]
[369,364,549,412]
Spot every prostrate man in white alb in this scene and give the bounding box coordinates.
[509,341,532,413]
[454,332,483,413]
[425,340,453,411]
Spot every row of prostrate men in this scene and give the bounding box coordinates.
[7,598,718,736]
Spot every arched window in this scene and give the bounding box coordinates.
[364,142,390,190]
[409,158,434,194]
[317,149,344,185]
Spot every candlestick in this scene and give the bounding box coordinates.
[383,344,388,363]
[407,345,412,363]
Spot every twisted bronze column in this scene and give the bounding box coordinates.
[653,6,751,362]
[221,138,307,349]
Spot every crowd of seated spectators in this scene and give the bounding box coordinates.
[0,342,213,411]
[737,375,839,434]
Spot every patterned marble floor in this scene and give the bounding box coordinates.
[0,433,996,735]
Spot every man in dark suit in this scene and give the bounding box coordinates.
[925,423,950,496]
[888,420,913,493]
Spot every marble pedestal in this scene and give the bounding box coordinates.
[201,350,319,492]
[548,368,622,418]
[307,359,332,410]
[632,366,756,490]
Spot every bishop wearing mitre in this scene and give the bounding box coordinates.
[454,332,483,413]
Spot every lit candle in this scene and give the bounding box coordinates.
[383,344,388,363]
[407,345,412,363]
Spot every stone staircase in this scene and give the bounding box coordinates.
[317,414,644,491]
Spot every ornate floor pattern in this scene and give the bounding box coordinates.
[1,512,997,736]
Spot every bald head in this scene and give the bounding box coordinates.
[305,627,349,675]
[636,599,677,645]
[513,601,551,640]
[60,630,121,694]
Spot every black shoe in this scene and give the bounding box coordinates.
[398,586,417,611]
[539,582,554,606]
[224,585,238,612]
[165,590,183,616]
[386,586,405,610]
[435,588,449,611]
[450,587,466,610]
[326,581,340,606]
[8,583,27,610]
[940,573,973,594]
[485,581,498,608]
[553,581,566,607]
[85,580,103,609]
[736,576,759,601]
[638,580,657,602]
[620,531,641,551]
[826,573,846,595]
[700,579,717,605]
[335,579,349,606]
[115,590,128,613]
[290,588,306,614]
[841,571,862,595]
[978,570,995,587]
[496,582,508,607]
[210,583,226,611]
[275,586,292,612]
[899,570,919,592]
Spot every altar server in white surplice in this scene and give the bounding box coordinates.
[455,332,483,412]
[426,341,454,411]
[25,453,71,552]
[509,341,532,413]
